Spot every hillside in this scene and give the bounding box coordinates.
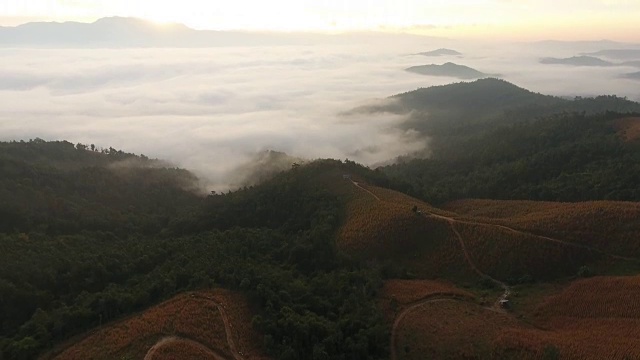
[0,147,392,360]
[382,111,640,204]
[43,289,268,360]
[444,199,640,259]
[405,62,487,79]
[0,139,200,235]
[337,180,639,282]
[2,138,640,359]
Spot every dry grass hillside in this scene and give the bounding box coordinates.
[337,180,637,282]
[444,199,640,258]
[393,275,640,360]
[615,117,640,142]
[43,289,269,360]
[336,180,474,280]
[378,279,474,321]
[347,181,640,359]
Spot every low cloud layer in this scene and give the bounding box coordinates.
[1,39,639,190]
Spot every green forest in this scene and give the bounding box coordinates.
[0,140,389,360]
[379,79,640,204]
[2,79,640,359]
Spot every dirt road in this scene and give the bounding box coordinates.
[143,294,245,360]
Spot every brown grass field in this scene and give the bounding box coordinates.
[379,279,474,321]
[337,180,637,282]
[614,117,640,142]
[454,222,599,281]
[341,180,640,359]
[336,181,476,280]
[44,289,269,360]
[393,276,640,360]
[443,199,640,258]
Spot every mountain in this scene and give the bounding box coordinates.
[0,17,440,48]
[379,78,640,135]
[621,60,640,67]
[364,79,640,204]
[540,55,614,66]
[413,48,462,56]
[405,62,487,79]
[583,49,640,60]
[5,79,640,359]
[3,134,640,359]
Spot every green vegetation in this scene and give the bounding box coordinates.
[379,79,640,204]
[3,79,640,359]
[0,141,389,360]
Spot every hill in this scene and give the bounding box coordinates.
[336,179,640,284]
[373,79,640,204]
[540,56,614,66]
[392,278,640,360]
[2,137,640,359]
[0,148,392,360]
[405,62,487,79]
[413,48,462,56]
[444,199,640,259]
[43,289,268,360]
[0,139,201,235]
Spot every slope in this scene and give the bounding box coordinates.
[42,289,268,360]
[444,199,640,259]
[336,180,634,283]
[383,112,640,204]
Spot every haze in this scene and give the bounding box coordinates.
[2,0,640,41]
[1,4,640,190]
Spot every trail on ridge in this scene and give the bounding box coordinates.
[143,294,245,360]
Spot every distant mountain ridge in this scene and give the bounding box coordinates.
[405,62,487,79]
[540,56,614,66]
[357,78,640,138]
[0,16,440,47]
[413,48,462,56]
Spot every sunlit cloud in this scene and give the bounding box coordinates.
[0,0,639,40]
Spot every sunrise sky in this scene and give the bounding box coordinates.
[1,0,639,41]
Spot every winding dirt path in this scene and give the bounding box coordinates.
[349,179,637,261]
[348,180,640,359]
[144,336,229,360]
[427,213,637,261]
[143,294,245,360]
[390,296,468,360]
[350,180,381,201]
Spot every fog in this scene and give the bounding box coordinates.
[1,38,639,190]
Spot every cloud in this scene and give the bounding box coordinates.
[1,39,639,190]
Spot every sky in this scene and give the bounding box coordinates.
[1,0,639,41]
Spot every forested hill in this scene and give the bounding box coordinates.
[0,144,391,360]
[385,78,640,135]
[384,112,640,203]
[0,139,200,235]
